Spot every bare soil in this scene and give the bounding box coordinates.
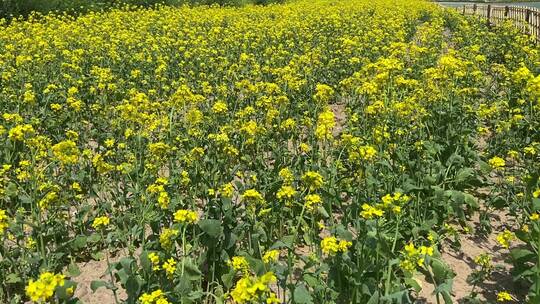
[74,253,128,303]
[417,209,525,303]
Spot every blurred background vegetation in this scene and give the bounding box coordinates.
[1,0,284,20]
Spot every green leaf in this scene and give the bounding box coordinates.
[5,182,18,197]
[431,259,453,283]
[454,167,475,184]
[56,280,77,300]
[303,274,319,288]
[91,252,104,260]
[404,278,421,292]
[478,160,491,174]
[125,275,141,299]
[293,284,313,304]
[463,193,478,209]
[90,280,109,292]
[187,290,204,300]
[317,206,329,218]
[71,236,87,250]
[384,290,410,303]
[532,198,540,212]
[221,270,235,289]
[140,251,151,272]
[116,269,129,285]
[118,257,134,275]
[491,196,507,209]
[336,225,353,241]
[68,263,81,277]
[5,273,21,284]
[510,248,535,264]
[18,194,32,205]
[183,258,202,281]
[433,279,453,304]
[366,291,380,304]
[174,275,191,294]
[224,231,238,249]
[198,219,223,238]
[271,235,295,249]
[87,233,101,244]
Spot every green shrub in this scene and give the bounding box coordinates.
[0,0,284,19]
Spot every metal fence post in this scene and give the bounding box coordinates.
[487,5,492,26]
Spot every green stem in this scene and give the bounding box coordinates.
[385,216,401,296]
[181,225,187,276]
[427,263,440,304]
[102,230,120,304]
[536,235,540,296]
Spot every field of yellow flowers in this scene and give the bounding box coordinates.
[0,0,540,303]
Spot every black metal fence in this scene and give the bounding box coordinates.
[458,4,540,41]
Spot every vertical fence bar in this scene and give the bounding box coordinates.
[525,9,532,34]
[487,5,492,26]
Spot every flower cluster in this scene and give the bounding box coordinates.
[0,209,8,234]
[173,209,198,224]
[489,156,506,169]
[25,272,65,303]
[399,243,434,272]
[496,230,515,249]
[320,236,352,256]
[91,216,110,230]
[139,289,170,304]
[301,171,324,191]
[147,178,170,209]
[230,272,280,304]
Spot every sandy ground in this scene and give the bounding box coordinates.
[74,252,128,304]
[417,209,525,303]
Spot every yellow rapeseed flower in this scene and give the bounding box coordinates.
[360,203,384,219]
[159,228,178,251]
[139,289,170,304]
[52,140,80,165]
[496,230,515,249]
[148,252,161,271]
[315,109,335,140]
[25,272,65,303]
[262,250,280,264]
[230,272,277,304]
[497,291,512,302]
[92,216,110,230]
[488,156,505,169]
[276,185,296,201]
[301,171,324,190]
[228,256,250,275]
[173,209,198,224]
[313,84,335,103]
[321,236,351,255]
[304,194,322,211]
[0,209,9,234]
[241,189,265,204]
[8,124,35,141]
[162,258,177,278]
